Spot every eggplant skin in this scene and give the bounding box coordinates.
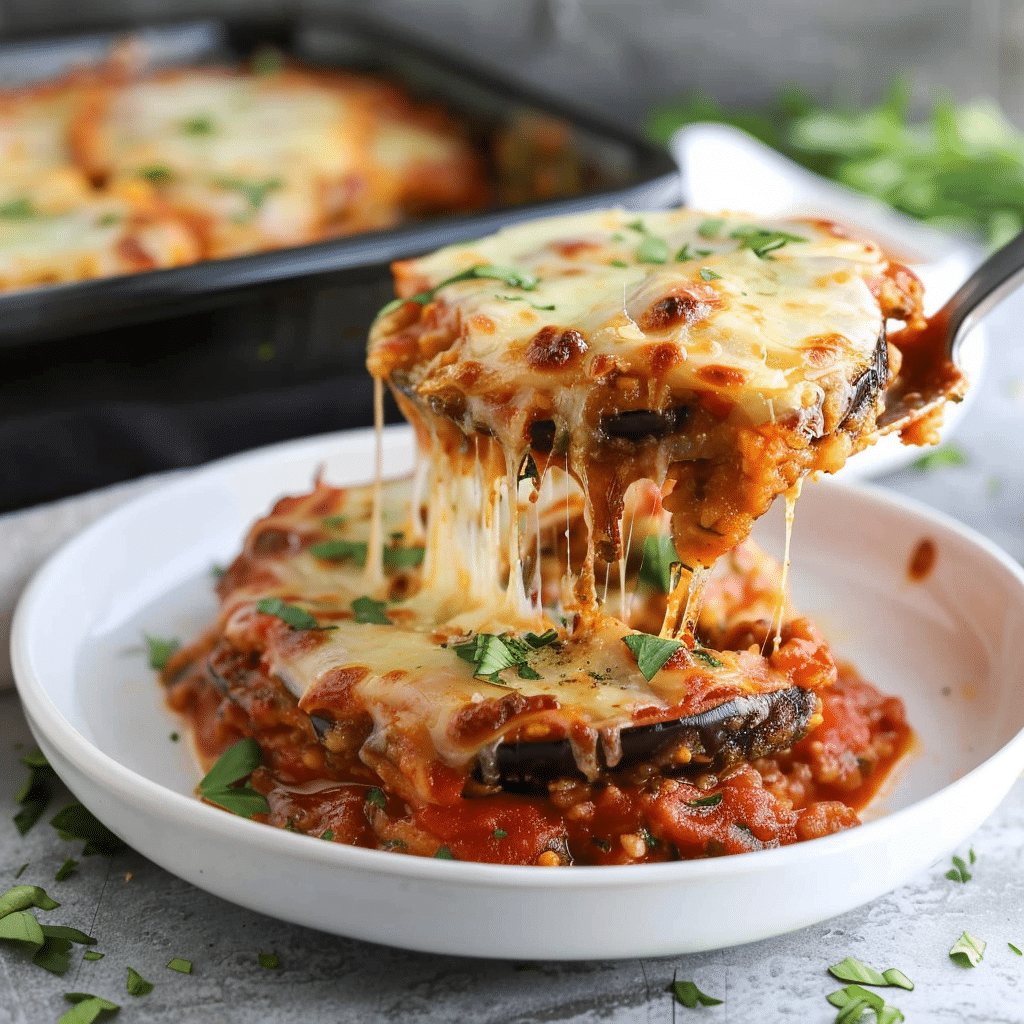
[489,687,816,793]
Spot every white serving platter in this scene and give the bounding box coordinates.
[673,122,987,478]
[12,426,1024,960]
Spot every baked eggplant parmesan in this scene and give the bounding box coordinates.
[161,209,963,866]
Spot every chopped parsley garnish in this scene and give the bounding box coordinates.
[60,993,120,1024]
[434,846,456,859]
[166,957,192,973]
[1010,942,1022,956]
[670,978,723,1008]
[14,748,58,836]
[383,544,425,570]
[913,444,968,471]
[217,176,282,216]
[690,648,724,669]
[14,865,27,879]
[54,858,78,882]
[308,538,368,565]
[50,804,126,856]
[639,535,677,594]
[139,165,172,185]
[636,235,669,264]
[126,967,153,996]
[674,243,693,262]
[591,838,612,852]
[0,198,36,219]
[321,829,335,841]
[452,632,547,684]
[180,114,214,135]
[697,218,724,239]
[197,738,269,819]
[946,853,972,882]
[699,267,722,281]
[144,634,180,671]
[492,828,508,839]
[969,847,976,864]
[622,633,682,681]
[83,951,105,961]
[610,258,629,268]
[170,733,180,742]
[378,264,539,318]
[258,953,279,969]
[949,930,986,967]
[365,787,387,809]
[351,596,391,625]
[730,225,806,258]
[256,597,335,632]
[686,792,723,808]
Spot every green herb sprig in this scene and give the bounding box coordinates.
[378,264,540,318]
[197,738,269,819]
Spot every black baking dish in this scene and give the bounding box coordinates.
[0,13,680,347]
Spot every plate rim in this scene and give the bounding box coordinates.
[12,426,1024,895]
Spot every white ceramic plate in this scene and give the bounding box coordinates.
[12,427,1024,960]
[672,122,987,478]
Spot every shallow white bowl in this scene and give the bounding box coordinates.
[12,427,1024,960]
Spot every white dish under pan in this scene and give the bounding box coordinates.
[12,426,1024,959]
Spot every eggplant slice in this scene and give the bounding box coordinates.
[487,686,817,792]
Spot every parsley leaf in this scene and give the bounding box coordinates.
[307,539,368,565]
[83,951,105,961]
[622,633,682,681]
[686,792,723,808]
[949,931,986,967]
[377,264,539,318]
[166,957,192,973]
[730,225,807,258]
[639,535,677,594]
[14,864,27,879]
[321,829,335,841]
[434,846,456,859]
[351,596,391,625]
[699,267,722,281]
[60,994,120,1024]
[14,748,58,836]
[256,597,334,631]
[144,634,180,671]
[636,235,669,264]
[50,805,126,856]
[946,853,972,882]
[35,934,74,975]
[671,979,723,1008]
[674,243,693,262]
[54,858,78,882]
[126,966,153,996]
[697,218,724,239]
[197,738,269,819]
[913,444,968,471]
[365,787,387,809]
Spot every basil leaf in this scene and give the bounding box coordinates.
[829,957,887,987]
[636,235,668,264]
[198,738,262,792]
[913,444,968,471]
[60,994,120,1024]
[0,885,59,918]
[50,804,125,856]
[691,648,724,669]
[697,218,724,239]
[639,535,677,594]
[35,935,73,974]
[699,267,722,281]
[167,957,192,973]
[434,846,456,859]
[351,596,391,625]
[0,910,44,947]
[126,966,153,996]
[308,539,367,565]
[671,980,723,1008]
[686,792,723,808]
[83,951,105,961]
[42,925,97,945]
[144,634,180,671]
[54,858,79,883]
[200,786,269,819]
[730,225,806,258]
[256,597,334,631]
[258,953,279,969]
[383,545,425,570]
[949,930,986,967]
[525,629,558,649]
[622,633,682,681]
